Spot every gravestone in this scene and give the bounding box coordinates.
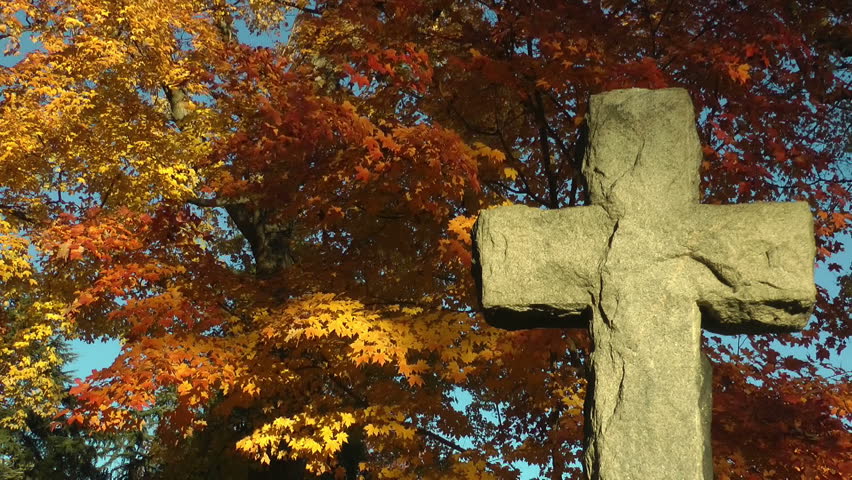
[474,88,816,479]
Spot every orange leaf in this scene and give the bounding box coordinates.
[69,246,85,260]
[76,291,96,306]
[355,165,371,182]
[831,212,850,230]
[407,375,424,387]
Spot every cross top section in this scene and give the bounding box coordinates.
[584,88,701,214]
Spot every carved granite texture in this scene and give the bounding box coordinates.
[473,88,816,479]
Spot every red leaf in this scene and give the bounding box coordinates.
[351,73,370,88]
[782,357,806,371]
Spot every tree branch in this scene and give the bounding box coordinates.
[411,425,466,453]
[276,0,324,16]
[495,129,548,206]
[0,204,35,223]
[447,101,499,136]
[532,90,560,208]
[186,197,250,208]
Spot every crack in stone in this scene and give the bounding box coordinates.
[607,137,644,205]
[689,253,736,289]
[498,231,509,265]
[757,279,782,290]
[597,220,620,327]
[601,354,627,444]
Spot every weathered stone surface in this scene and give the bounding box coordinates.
[473,87,816,479]
[689,202,815,333]
[474,205,613,329]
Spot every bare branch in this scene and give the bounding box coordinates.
[186,197,250,208]
[276,0,324,16]
[412,425,467,453]
[0,204,35,223]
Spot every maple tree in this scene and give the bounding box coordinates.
[0,0,850,478]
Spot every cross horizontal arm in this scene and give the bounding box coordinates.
[474,205,615,329]
[685,202,816,334]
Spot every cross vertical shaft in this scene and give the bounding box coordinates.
[587,220,713,478]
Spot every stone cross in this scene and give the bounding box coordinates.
[474,88,816,479]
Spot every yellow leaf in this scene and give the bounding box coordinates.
[737,64,751,83]
[503,167,518,181]
[728,63,751,84]
[63,17,84,29]
[177,381,192,395]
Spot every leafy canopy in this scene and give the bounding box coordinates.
[0,1,849,479]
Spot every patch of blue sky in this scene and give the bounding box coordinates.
[449,387,546,479]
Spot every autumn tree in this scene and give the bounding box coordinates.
[0,1,849,479]
[0,310,106,480]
